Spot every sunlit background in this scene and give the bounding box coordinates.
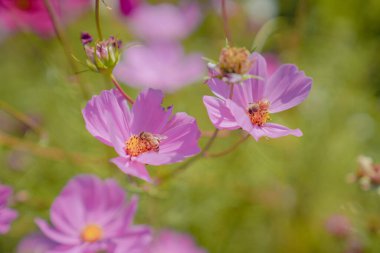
[1,0,380,252]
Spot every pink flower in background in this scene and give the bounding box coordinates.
[0,183,18,234]
[35,175,151,253]
[203,52,312,141]
[17,233,57,253]
[126,1,201,42]
[325,214,352,239]
[114,43,205,92]
[145,230,206,253]
[82,89,201,182]
[0,0,91,37]
[119,0,140,16]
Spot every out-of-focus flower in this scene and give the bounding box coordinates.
[81,32,122,74]
[208,46,255,84]
[345,237,364,253]
[325,214,352,239]
[17,233,56,253]
[35,174,151,253]
[126,1,201,42]
[114,43,205,92]
[145,230,206,253]
[0,184,18,234]
[348,155,380,191]
[119,0,140,16]
[203,52,312,141]
[82,89,201,182]
[0,0,91,37]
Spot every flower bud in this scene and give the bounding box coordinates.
[80,32,122,74]
[218,46,252,75]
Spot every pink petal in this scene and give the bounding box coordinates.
[264,64,312,113]
[203,96,239,130]
[35,219,80,245]
[82,89,131,146]
[130,89,172,134]
[253,123,303,139]
[110,157,152,182]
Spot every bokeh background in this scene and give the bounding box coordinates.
[1,0,380,252]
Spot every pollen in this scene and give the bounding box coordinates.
[247,100,271,126]
[125,132,160,157]
[219,46,252,75]
[81,224,103,243]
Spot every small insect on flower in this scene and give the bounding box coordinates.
[80,32,122,74]
[204,52,312,141]
[82,88,201,182]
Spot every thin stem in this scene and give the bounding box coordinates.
[0,130,105,165]
[221,0,232,44]
[205,134,249,158]
[41,0,89,98]
[95,0,104,40]
[110,74,135,105]
[0,100,45,137]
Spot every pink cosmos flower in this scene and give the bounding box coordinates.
[145,230,206,253]
[17,233,57,253]
[114,43,205,92]
[0,183,18,234]
[203,52,312,141]
[126,1,201,42]
[0,0,91,37]
[82,89,201,182]
[35,175,151,253]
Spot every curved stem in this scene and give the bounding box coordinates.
[0,130,105,165]
[95,0,104,40]
[42,0,89,98]
[205,134,249,158]
[110,74,135,105]
[0,100,45,137]
[221,0,232,44]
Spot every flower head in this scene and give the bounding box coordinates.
[348,155,380,192]
[325,214,352,239]
[17,233,57,253]
[0,0,91,37]
[81,32,122,74]
[35,175,151,253]
[82,89,201,182]
[119,0,140,16]
[114,42,205,92]
[145,230,207,253]
[0,183,18,234]
[203,52,312,141]
[208,46,254,84]
[126,1,201,42]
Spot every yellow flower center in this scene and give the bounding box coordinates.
[219,46,252,75]
[247,100,271,126]
[125,132,161,157]
[81,224,103,243]
[15,0,32,10]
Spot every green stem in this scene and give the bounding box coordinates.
[110,74,135,105]
[221,0,232,44]
[41,0,89,98]
[95,0,104,40]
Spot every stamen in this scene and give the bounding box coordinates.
[81,224,103,243]
[247,100,270,126]
[125,132,162,157]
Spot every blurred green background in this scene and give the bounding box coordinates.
[1,0,380,252]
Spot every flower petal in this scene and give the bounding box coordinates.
[110,157,152,182]
[203,96,239,130]
[82,89,131,146]
[35,219,80,245]
[264,64,312,113]
[130,89,172,134]
[253,123,303,139]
